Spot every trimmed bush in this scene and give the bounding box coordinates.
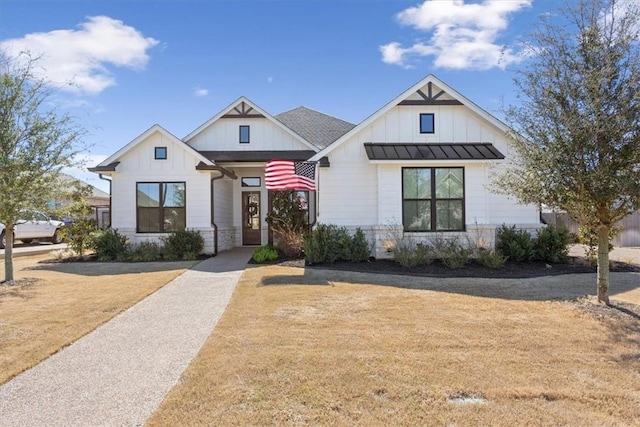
[90,228,128,261]
[127,241,164,262]
[161,229,204,261]
[252,245,279,263]
[304,224,367,264]
[393,239,433,268]
[433,237,471,269]
[534,224,571,263]
[496,225,535,262]
[351,228,371,262]
[476,248,508,269]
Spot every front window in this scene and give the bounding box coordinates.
[239,125,250,143]
[402,167,464,231]
[420,113,435,134]
[137,182,186,233]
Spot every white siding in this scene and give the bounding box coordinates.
[109,130,215,252]
[187,118,310,152]
[319,99,540,257]
[214,178,233,227]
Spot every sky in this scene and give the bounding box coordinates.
[0,0,557,192]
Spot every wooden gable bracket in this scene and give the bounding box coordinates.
[221,101,265,118]
[398,82,463,106]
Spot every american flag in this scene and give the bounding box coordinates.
[265,160,316,191]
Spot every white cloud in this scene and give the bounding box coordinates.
[193,87,209,97]
[381,0,532,70]
[267,76,274,83]
[0,16,159,94]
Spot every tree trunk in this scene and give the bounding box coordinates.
[4,228,14,282]
[596,225,610,305]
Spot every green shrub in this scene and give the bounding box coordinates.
[252,245,279,263]
[127,241,164,262]
[90,228,128,261]
[534,224,571,263]
[433,237,471,269]
[351,228,371,262]
[161,229,204,260]
[392,239,433,268]
[476,248,508,269]
[304,224,357,264]
[496,225,535,262]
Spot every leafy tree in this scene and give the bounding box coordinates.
[56,182,98,258]
[494,0,640,303]
[0,53,84,282]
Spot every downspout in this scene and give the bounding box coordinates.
[99,174,112,228]
[211,174,225,256]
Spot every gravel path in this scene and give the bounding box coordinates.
[0,247,254,427]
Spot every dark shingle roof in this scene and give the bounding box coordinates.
[363,143,505,161]
[275,106,355,149]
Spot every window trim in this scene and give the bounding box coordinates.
[136,181,186,233]
[154,146,167,160]
[239,125,250,144]
[241,177,261,187]
[419,113,435,134]
[401,167,465,232]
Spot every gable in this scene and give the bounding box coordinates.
[91,125,213,174]
[310,75,511,162]
[183,98,318,153]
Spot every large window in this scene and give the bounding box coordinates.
[137,182,186,233]
[402,168,464,232]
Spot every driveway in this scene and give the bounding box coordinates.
[0,241,68,259]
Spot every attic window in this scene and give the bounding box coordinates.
[155,147,167,160]
[420,113,435,134]
[239,125,250,144]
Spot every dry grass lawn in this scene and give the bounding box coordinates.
[149,265,640,426]
[0,254,193,385]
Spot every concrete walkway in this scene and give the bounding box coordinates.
[0,247,254,427]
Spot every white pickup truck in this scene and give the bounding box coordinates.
[0,211,65,249]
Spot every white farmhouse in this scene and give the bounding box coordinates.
[90,74,540,256]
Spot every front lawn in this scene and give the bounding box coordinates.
[0,254,194,384]
[148,265,640,425]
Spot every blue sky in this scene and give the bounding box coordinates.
[0,0,553,192]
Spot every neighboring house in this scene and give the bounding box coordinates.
[51,174,112,228]
[89,74,540,256]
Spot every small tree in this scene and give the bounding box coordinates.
[265,190,308,257]
[0,53,84,282]
[494,0,640,303]
[56,182,98,258]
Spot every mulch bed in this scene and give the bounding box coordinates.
[256,256,640,279]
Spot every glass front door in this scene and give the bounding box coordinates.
[242,191,261,245]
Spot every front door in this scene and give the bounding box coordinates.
[242,191,261,245]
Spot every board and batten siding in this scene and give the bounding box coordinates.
[110,130,216,252]
[318,102,540,257]
[187,117,310,151]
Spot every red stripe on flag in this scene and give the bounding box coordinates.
[265,160,316,191]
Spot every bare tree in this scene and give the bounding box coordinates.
[495,0,640,303]
[0,52,84,282]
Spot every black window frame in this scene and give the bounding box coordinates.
[154,146,167,160]
[136,181,186,233]
[402,167,465,232]
[239,125,250,144]
[419,113,435,134]
[241,177,261,187]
